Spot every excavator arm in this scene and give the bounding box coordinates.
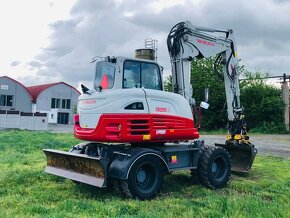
[167,21,257,172]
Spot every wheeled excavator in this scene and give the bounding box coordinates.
[43,21,257,199]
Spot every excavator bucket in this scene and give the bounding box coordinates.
[43,149,109,187]
[215,142,257,172]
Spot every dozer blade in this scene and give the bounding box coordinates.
[215,142,257,173]
[43,149,109,187]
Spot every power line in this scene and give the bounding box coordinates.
[240,73,290,82]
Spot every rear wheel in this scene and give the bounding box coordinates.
[198,146,231,189]
[119,155,164,200]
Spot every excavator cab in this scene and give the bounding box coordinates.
[94,57,163,91]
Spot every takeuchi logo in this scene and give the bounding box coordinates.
[196,39,215,46]
[80,99,96,105]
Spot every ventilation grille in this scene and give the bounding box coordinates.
[128,119,150,135]
[152,116,186,129]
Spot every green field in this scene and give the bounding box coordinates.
[0,131,289,218]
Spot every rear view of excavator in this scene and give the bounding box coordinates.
[43,21,257,200]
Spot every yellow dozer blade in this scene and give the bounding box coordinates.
[215,142,257,172]
[43,149,109,187]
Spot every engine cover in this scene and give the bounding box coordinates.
[74,88,199,143]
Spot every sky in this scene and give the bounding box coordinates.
[1,0,290,89]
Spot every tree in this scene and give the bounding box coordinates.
[164,75,173,92]
[164,59,286,133]
[190,57,227,130]
[240,71,285,133]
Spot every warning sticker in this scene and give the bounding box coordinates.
[143,135,151,140]
[156,129,166,135]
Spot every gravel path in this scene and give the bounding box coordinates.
[47,125,290,158]
[200,134,290,158]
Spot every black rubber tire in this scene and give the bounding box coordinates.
[198,145,231,189]
[190,169,200,184]
[107,178,121,193]
[119,155,164,200]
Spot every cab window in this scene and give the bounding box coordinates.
[95,61,115,89]
[123,60,162,90]
[123,61,141,88]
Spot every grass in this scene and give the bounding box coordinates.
[0,130,289,218]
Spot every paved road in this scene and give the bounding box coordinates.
[200,134,290,158]
[47,125,290,158]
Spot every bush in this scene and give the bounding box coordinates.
[240,72,286,133]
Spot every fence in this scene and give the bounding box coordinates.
[0,110,48,130]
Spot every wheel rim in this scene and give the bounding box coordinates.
[211,155,227,181]
[135,163,157,193]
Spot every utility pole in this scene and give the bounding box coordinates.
[281,73,289,131]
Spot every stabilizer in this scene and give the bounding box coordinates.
[43,149,109,187]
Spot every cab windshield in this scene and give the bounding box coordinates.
[123,60,162,90]
[94,61,115,90]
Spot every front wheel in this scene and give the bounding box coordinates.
[198,146,231,189]
[119,155,164,200]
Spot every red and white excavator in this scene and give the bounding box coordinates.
[43,21,257,199]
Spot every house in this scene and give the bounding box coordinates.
[0,76,32,112]
[27,82,80,124]
[0,76,80,125]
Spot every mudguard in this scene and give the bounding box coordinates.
[108,147,169,180]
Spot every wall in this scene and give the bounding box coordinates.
[0,110,48,130]
[37,109,58,124]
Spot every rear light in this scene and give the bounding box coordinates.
[74,114,80,125]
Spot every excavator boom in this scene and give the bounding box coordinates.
[167,21,257,172]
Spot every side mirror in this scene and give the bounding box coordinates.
[204,88,209,103]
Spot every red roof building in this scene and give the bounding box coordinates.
[27,82,80,103]
[0,76,80,124]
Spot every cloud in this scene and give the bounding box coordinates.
[32,0,290,87]
[27,60,43,68]
[10,61,21,67]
